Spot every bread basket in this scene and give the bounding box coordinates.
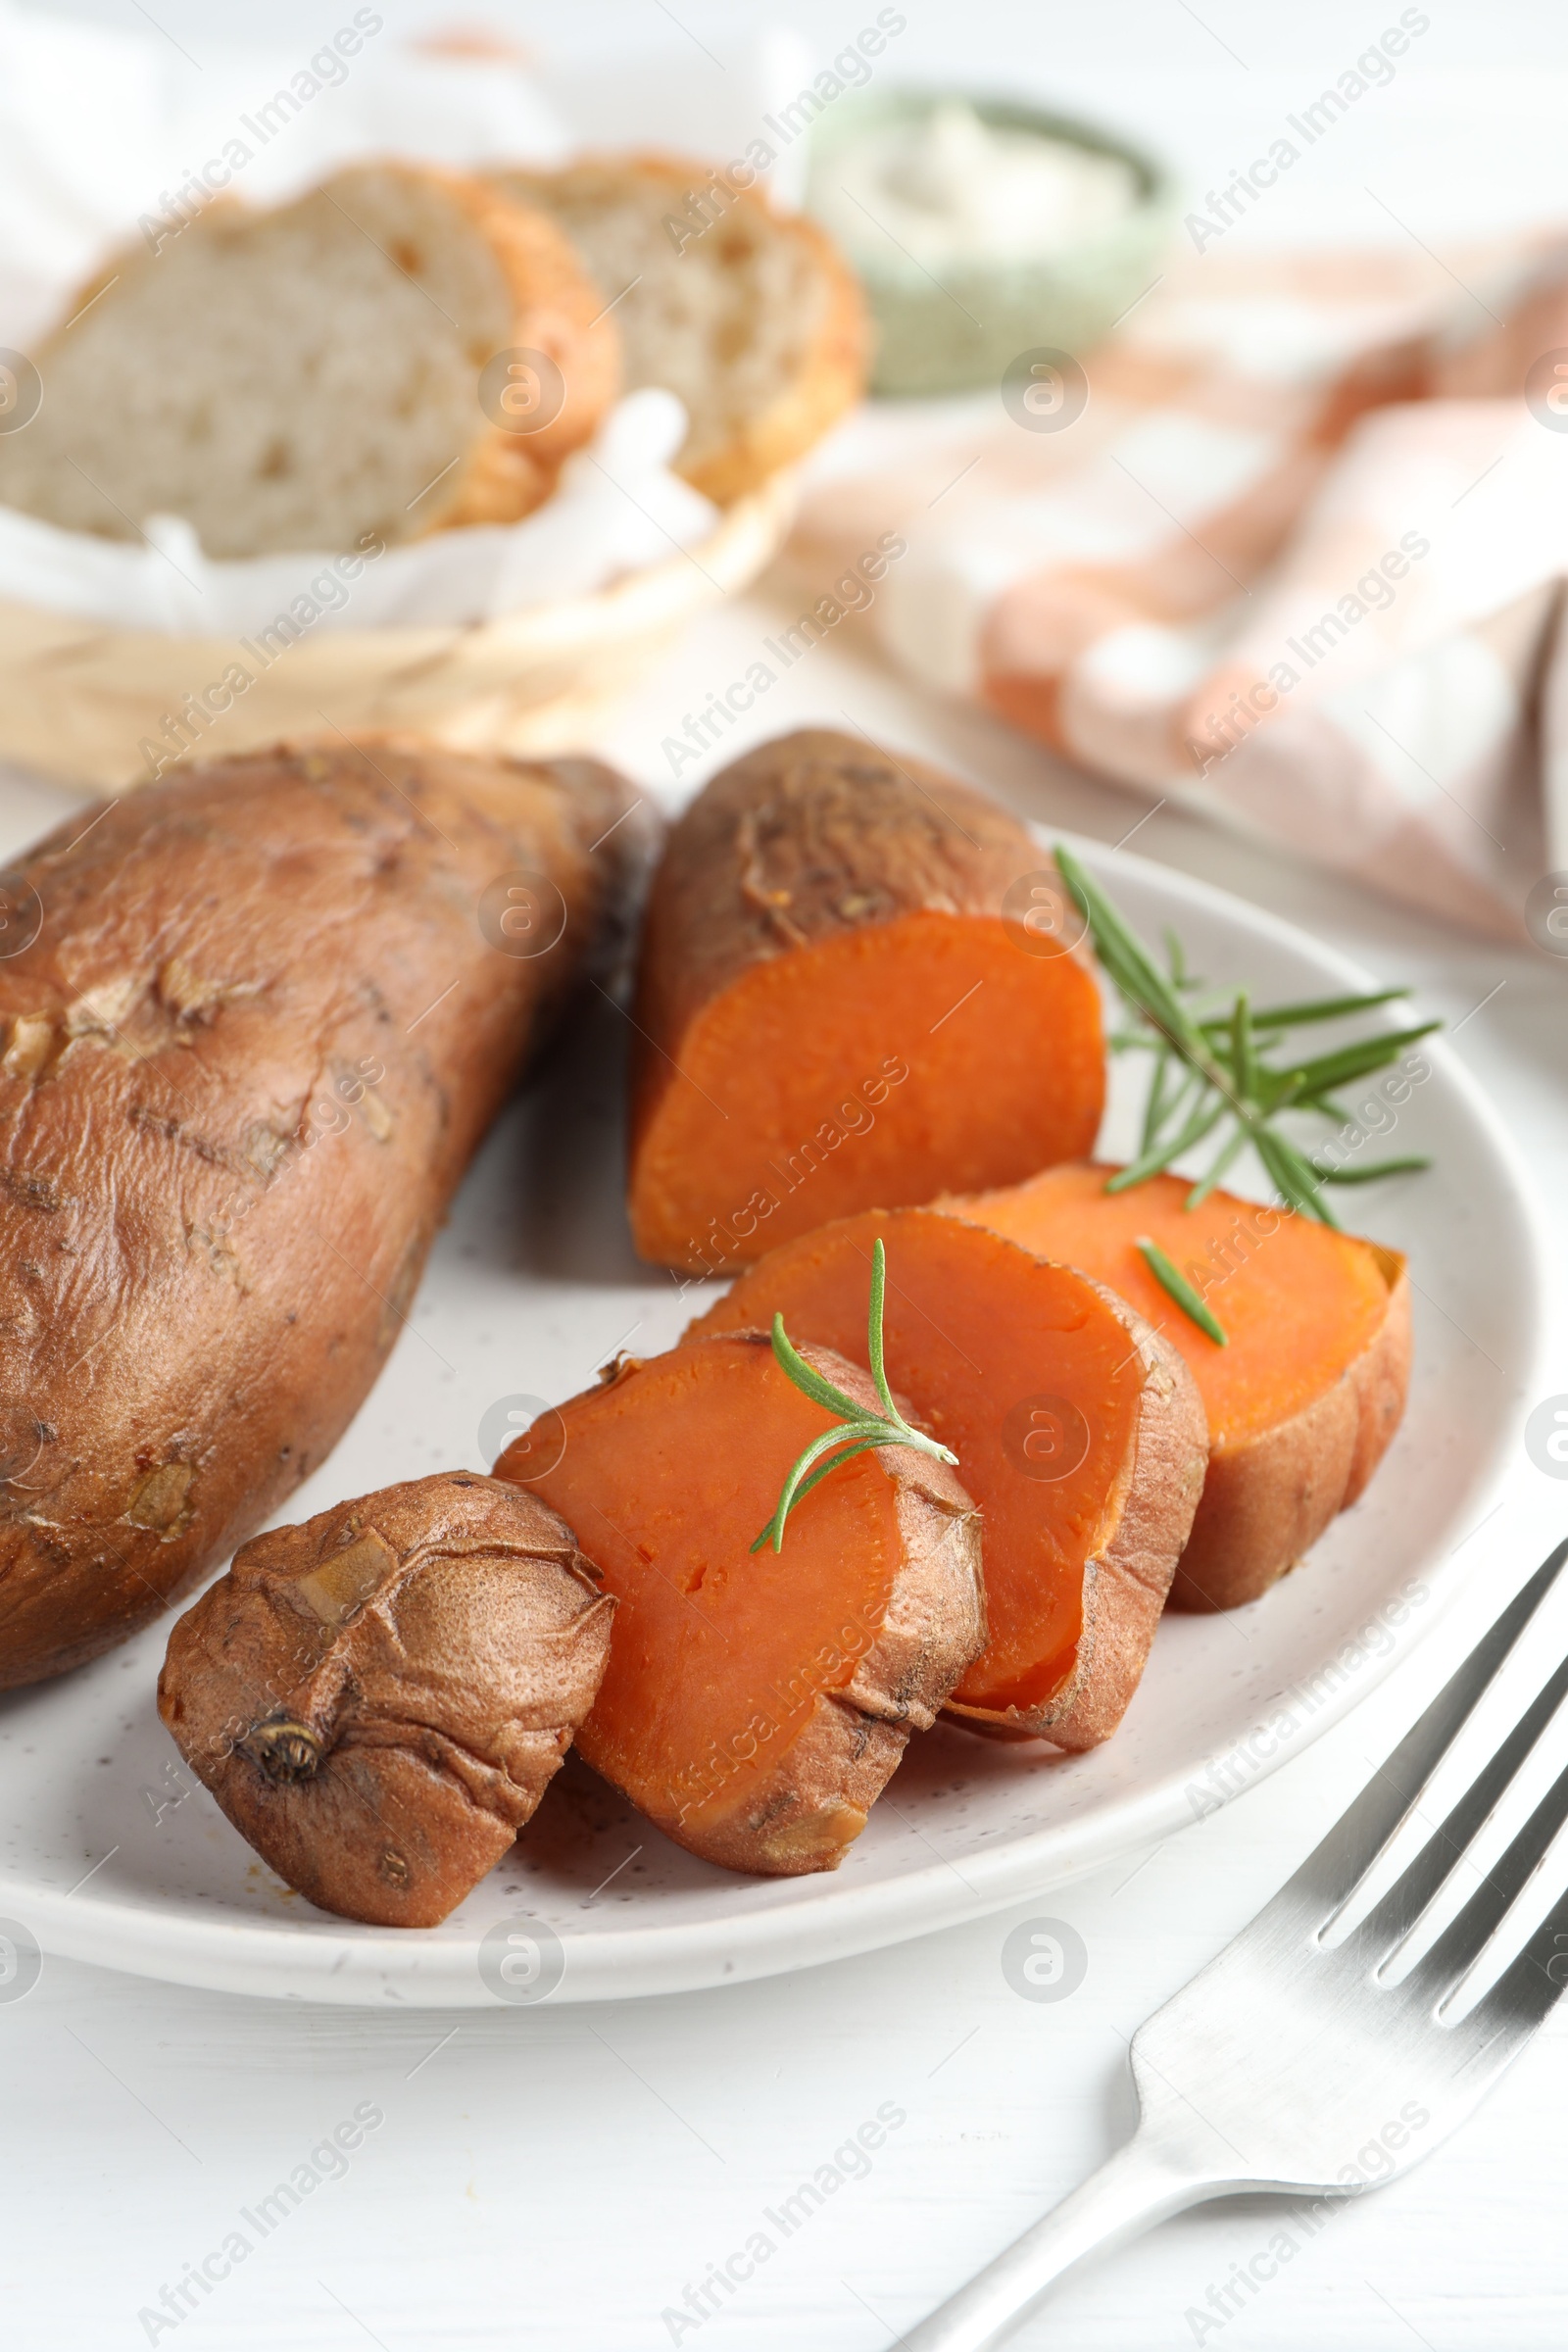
[0,473,797,794]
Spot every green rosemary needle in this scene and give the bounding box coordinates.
[1137,1237,1228,1346]
[1054,843,1439,1225]
[751,1238,957,1554]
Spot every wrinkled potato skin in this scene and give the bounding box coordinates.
[159,1474,613,1927]
[0,740,648,1689]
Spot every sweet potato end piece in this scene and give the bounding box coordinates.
[159,1474,612,1927]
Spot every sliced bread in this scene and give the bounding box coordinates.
[491,154,866,503]
[0,163,620,558]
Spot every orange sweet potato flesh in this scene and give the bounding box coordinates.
[496,1331,984,1875]
[942,1163,1411,1610]
[627,729,1104,1272]
[688,1208,1207,1749]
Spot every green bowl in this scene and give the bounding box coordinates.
[807,89,1176,397]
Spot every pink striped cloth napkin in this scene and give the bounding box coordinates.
[792,242,1568,940]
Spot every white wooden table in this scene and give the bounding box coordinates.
[7,4,1568,2347]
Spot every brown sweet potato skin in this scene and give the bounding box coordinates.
[977,1305,1205,1750]
[627,728,1104,1269]
[159,1473,612,1927]
[0,739,649,1690]
[1172,1256,1412,1611]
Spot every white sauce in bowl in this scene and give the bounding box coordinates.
[818,100,1142,270]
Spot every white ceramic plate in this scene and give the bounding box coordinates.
[0,835,1545,2006]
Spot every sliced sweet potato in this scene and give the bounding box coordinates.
[627,729,1104,1272]
[942,1162,1411,1609]
[159,1473,612,1928]
[495,1331,984,1874]
[688,1208,1207,1749]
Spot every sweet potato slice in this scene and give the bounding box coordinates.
[159,1473,613,1928]
[942,1162,1411,1609]
[627,728,1104,1272]
[495,1331,984,1874]
[0,737,650,1690]
[688,1209,1206,1749]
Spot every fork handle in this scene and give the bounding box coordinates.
[900,2132,1222,2352]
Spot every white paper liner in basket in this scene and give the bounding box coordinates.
[0,468,797,793]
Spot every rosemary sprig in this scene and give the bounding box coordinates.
[1054,844,1439,1226]
[751,1239,957,1554]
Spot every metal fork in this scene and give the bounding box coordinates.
[903,1539,1568,2352]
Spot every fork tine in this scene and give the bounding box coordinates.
[1270,1539,1568,1927]
[1348,1645,1568,1964]
[1400,1749,1568,2009]
[1458,1869,1568,2057]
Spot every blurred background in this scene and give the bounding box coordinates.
[32,0,1568,242]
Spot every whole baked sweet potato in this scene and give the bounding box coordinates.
[159,1472,612,1927]
[0,739,648,1690]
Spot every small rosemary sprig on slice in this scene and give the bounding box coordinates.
[752,1238,957,1554]
[1054,844,1439,1227]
